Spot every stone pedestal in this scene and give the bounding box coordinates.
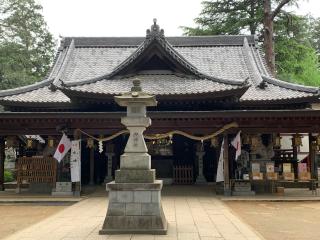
[52,182,73,196]
[100,180,167,234]
[196,151,207,184]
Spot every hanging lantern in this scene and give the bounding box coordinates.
[273,134,281,148]
[6,136,19,148]
[316,134,320,147]
[168,134,173,145]
[242,134,250,145]
[26,138,33,148]
[47,136,55,148]
[87,138,94,148]
[250,135,260,150]
[210,137,219,148]
[292,134,303,147]
[311,140,318,151]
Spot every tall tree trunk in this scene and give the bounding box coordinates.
[263,0,275,75]
[249,0,256,34]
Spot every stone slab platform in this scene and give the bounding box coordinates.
[3,185,264,240]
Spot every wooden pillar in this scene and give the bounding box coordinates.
[0,137,5,191]
[223,134,231,195]
[292,143,298,178]
[309,134,318,180]
[89,148,95,185]
[73,129,81,196]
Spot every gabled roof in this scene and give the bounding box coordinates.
[0,19,318,109]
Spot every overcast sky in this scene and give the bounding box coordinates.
[37,0,320,39]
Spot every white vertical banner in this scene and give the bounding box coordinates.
[70,140,81,182]
[231,131,241,161]
[216,139,224,182]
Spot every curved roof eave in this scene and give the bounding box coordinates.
[0,78,54,97]
[261,75,320,94]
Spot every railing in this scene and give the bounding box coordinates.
[173,165,194,184]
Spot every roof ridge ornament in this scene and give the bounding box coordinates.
[146,18,164,39]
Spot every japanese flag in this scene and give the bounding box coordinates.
[53,134,72,162]
[231,131,241,161]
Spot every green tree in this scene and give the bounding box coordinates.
[275,14,320,86]
[309,17,320,57]
[0,0,55,90]
[183,0,320,86]
[182,0,263,36]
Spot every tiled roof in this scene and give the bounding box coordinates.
[175,46,249,82]
[67,74,244,96]
[0,86,70,103]
[58,45,250,84]
[241,82,315,102]
[0,20,318,107]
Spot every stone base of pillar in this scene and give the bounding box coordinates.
[104,176,113,183]
[195,175,207,184]
[100,180,167,235]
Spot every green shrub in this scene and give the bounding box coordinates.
[4,170,14,182]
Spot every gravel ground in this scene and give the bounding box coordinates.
[0,204,67,239]
[225,201,320,240]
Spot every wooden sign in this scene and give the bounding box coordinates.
[283,163,292,173]
[266,162,275,173]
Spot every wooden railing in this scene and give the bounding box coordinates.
[173,165,194,184]
[16,156,57,188]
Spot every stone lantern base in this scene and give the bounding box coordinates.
[99,180,167,235]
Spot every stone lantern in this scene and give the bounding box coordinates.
[100,79,167,234]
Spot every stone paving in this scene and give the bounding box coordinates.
[3,186,264,240]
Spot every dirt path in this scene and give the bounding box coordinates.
[225,201,320,240]
[0,204,67,239]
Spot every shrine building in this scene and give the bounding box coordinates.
[0,20,319,195]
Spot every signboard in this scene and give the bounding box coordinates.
[283,163,292,173]
[298,163,307,173]
[251,162,260,173]
[266,162,275,173]
[70,140,81,182]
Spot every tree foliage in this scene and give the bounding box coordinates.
[275,14,320,85]
[182,0,264,35]
[183,0,320,86]
[0,0,55,90]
